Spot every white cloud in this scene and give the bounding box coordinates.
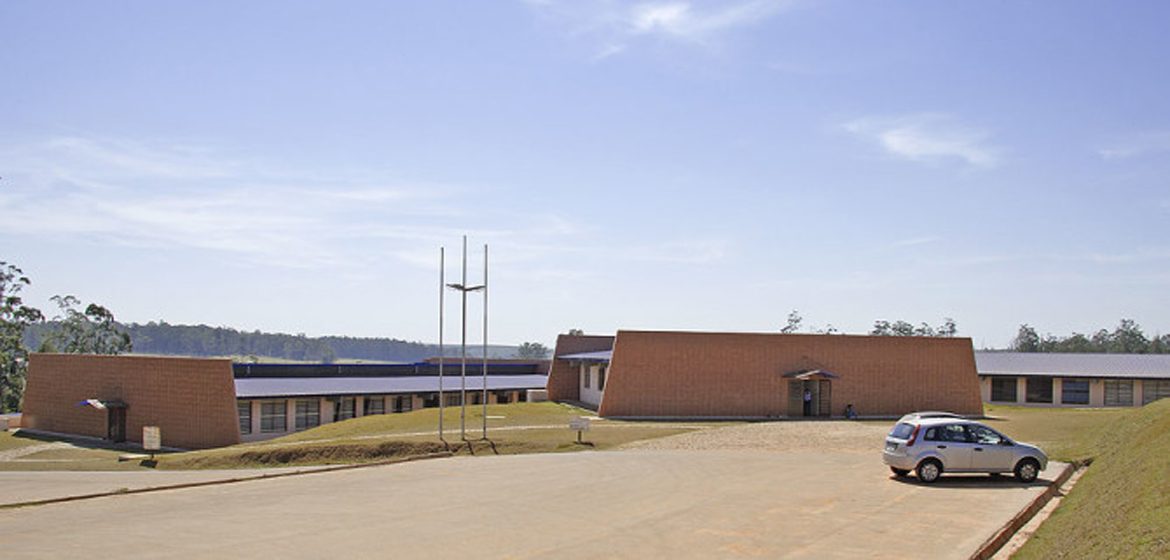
[843,113,1000,168]
[1098,131,1170,160]
[526,0,794,58]
[0,136,725,275]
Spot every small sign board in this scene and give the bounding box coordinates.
[143,426,161,451]
[569,417,591,432]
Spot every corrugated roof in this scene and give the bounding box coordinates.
[975,351,1170,379]
[234,374,548,399]
[556,350,612,362]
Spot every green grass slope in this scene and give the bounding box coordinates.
[1015,399,1170,559]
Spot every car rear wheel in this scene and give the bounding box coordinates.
[890,467,910,477]
[1015,458,1040,483]
[916,459,943,483]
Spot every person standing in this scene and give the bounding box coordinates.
[802,387,813,416]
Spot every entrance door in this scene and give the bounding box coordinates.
[107,407,126,443]
[787,380,804,416]
[816,380,831,418]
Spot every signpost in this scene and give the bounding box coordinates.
[569,416,590,444]
[143,426,161,459]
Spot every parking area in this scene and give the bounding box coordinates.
[0,421,1063,559]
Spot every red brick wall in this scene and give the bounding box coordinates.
[597,331,983,418]
[22,354,241,449]
[546,335,615,401]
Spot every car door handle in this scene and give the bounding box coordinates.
[936,445,947,449]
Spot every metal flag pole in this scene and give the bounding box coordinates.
[438,246,446,446]
[459,235,468,441]
[481,243,489,440]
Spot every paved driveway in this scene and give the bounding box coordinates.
[0,448,1060,559]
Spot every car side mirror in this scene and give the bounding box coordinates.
[999,440,1013,446]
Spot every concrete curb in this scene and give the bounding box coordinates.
[968,460,1083,560]
[0,451,454,510]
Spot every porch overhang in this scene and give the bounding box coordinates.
[782,369,840,380]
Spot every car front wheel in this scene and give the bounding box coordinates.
[1015,458,1040,483]
[916,459,943,483]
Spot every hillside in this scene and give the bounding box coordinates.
[1014,399,1170,558]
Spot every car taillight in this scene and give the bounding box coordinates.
[906,424,921,447]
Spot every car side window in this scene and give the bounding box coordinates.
[941,424,968,443]
[968,425,1003,445]
[923,427,939,441]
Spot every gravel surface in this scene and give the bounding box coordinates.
[619,420,893,453]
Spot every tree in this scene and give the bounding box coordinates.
[42,295,132,355]
[566,329,584,336]
[1,262,44,412]
[516,342,550,359]
[780,310,803,334]
[871,318,958,337]
[1011,324,1041,352]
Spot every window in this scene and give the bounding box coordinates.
[364,397,385,416]
[583,368,591,389]
[939,424,969,443]
[238,401,252,435]
[444,393,462,407]
[1026,377,1053,403]
[990,377,1017,402]
[391,395,412,413]
[422,393,439,408]
[923,427,939,441]
[1143,380,1170,406]
[888,423,915,439]
[1104,380,1134,407]
[517,391,527,403]
[598,366,607,391]
[495,391,511,404]
[1061,379,1090,405]
[260,400,287,433]
[336,397,356,421]
[295,399,320,430]
[968,425,1004,445]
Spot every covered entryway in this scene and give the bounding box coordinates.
[784,369,837,418]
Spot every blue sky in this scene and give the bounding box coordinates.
[2,1,1169,349]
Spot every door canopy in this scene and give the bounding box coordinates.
[782,369,840,381]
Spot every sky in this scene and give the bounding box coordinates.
[2,0,1169,349]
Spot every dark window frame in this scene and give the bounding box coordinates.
[990,377,1018,402]
[238,401,252,435]
[1026,377,1054,404]
[1061,378,1090,405]
[260,400,287,433]
[295,399,320,430]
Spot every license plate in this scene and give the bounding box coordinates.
[885,442,897,452]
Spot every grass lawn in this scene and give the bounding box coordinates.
[981,403,1132,463]
[1013,398,1170,559]
[158,402,703,470]
[0,430,44,452]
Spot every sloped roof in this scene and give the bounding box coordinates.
[974,351,1170,379]
[234,374,548,398]
[556,350,613,362]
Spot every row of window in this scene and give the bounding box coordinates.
[990,377,1170,407]
[239,392,523,435]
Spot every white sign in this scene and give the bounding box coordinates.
[143,426,161,451]
[569,417,591,432]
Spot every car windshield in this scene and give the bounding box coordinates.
[888,422,915,439]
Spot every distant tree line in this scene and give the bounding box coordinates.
[1010,319,1170,354]
[781,310,958,337]
[23,322,528,364]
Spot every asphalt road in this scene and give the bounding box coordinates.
[0,450,1060,559]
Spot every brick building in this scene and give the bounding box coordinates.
[548,331,984,418]
[21,354,548,449]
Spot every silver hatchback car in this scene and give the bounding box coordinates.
[882,416,1048,483]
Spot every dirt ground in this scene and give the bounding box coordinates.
[621,420,892,453]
